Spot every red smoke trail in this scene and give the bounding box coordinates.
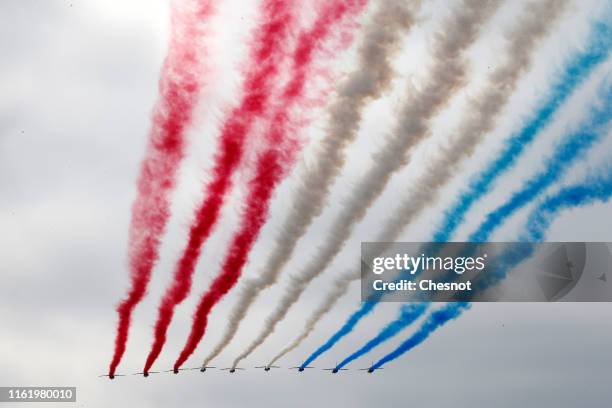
[174,149,285,370]
[108,1,215,378]
[142,0,297,374]
[173,0,368,371]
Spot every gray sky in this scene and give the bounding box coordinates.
[1,0,611,407]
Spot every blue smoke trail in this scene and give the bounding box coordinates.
[335,303,426,369]
[469,81,612,242]
[299,301,378,369]
[372,166,612,369]
[434,18,612,243]
[371,302,470,370]
[523,169,612,241]
[299,16,612,369]
[474,165,612,291]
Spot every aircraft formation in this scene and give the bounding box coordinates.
[99,363,382,378]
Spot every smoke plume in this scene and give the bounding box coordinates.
[109,0,215,378]
[203,0,422,366]
[231,0,501,369]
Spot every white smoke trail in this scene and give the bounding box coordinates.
[377,0,569,243]
[267,269,357,366]
[264,0,569,365]
[232,0,502,368]
[202,0,422,366]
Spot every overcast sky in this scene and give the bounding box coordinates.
[1,0,611,407]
